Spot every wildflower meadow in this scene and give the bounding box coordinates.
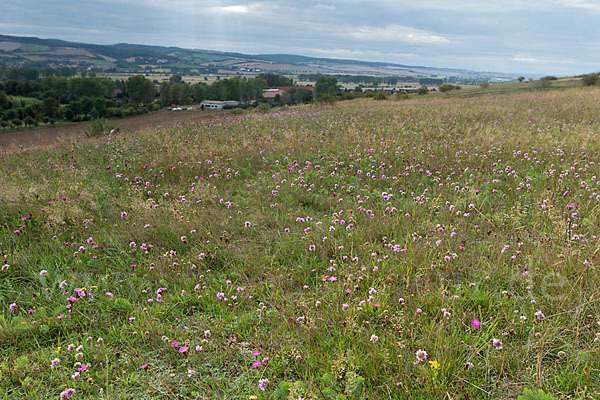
[1,87,600,399]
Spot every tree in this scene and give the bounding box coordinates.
[81,97,95,117]
[257,73,293,87]
[126,75,156,105]
[0,90,9,110]
[315,76,340,96]
[42,97,60,120]
[517,76,525,82]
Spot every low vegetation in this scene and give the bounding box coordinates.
[1,84,600,399]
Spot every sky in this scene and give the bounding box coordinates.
[2,0,600,75]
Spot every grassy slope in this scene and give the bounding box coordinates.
[428,78,584,99]
[1,88,600,399]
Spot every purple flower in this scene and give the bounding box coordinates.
[258,378,269,391]
[60,388,75,399]
[493,338,503,350]
[51,358,60,368]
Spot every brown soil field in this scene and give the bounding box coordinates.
[0,109,226,151]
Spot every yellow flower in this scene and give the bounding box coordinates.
[429,360,440,370]
[249,396,258,400]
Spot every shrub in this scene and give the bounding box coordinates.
[84,118,117,137]
[417,87,429,95]
[256,103,270,114]
[315,93,336,105]
[230,107,244,115]
[582,73,599,86]
[373,92,386,100]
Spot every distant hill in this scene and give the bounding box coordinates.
[0,34,523,82]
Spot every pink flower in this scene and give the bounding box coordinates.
[258,378,269,391]
[40,270,48,276]
[252,361,261,368]
[9,302,17,310]
[534,310,546,321]
[252,351,261,357]
[51,358,60,368]
[471,318,481,328]
[140,364,147,369]
[493,338,503,350]
[416,349,428,362]
[370,334,379,344]
[60,388,75,399]
[179,346,189,353]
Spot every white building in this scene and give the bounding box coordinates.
[200,100,241,109]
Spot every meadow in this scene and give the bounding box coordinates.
[1,87,600,399]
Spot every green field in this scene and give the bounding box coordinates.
[2,87,600,399]
[9,96,41,105]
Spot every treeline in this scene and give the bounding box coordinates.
[158,75,269,106]
[157,73,297,106]
[0,66,79,81]
[299,74,492,87]
[0,68,159,129]
[299,74,409,85]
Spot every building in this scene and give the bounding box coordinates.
[200,100,241,110]
[262,86,315,99]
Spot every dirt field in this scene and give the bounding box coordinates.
[0,109,226,150]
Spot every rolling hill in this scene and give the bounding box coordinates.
[0,34,522,82]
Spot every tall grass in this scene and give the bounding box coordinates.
[1,87,600,399]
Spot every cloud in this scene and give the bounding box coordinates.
[211,5,249,13]
[512,55,576,64]
[557,0,600,10]
[348,24,450,44]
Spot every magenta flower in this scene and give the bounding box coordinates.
[51,358,60,368]
[471,318,481,328]
[179,346,189,353]
[252,361,261,368]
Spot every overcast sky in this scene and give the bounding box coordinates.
[2,0,600,75]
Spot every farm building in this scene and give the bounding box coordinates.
[200,100,241,109]
[262,86,315,99]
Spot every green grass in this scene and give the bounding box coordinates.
[1,87,600,399]
[427,77,586,99]
[9,96,41,105]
